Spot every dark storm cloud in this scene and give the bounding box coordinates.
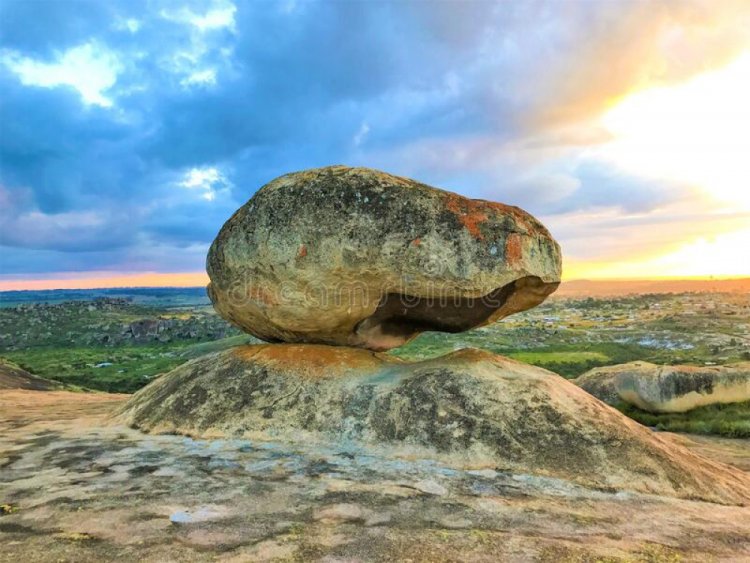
[0,0,746,276]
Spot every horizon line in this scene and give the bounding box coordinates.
[1,275,748,293]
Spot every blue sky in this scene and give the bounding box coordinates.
[1,0,749,286]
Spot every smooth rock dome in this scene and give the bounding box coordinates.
[117,345,750,504]
[207,166,562,350]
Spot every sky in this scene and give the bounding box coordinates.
[1,0,750,290]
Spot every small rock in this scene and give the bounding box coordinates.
[169,511,193,524]
[438,516,473,529]
[414,479,448,496]
[364,512,392,527]
[313,503,365,523]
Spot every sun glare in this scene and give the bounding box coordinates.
[565,227,750,281]
[601,52,750,210]
[650,229,750,278]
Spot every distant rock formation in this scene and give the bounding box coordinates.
[574,361,750,413]
[0,358,61,391]
[117,345,750,504]
[206,166,561,351]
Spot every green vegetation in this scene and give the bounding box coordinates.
[3,335,257,393]
[1,288,749,438]
[0,503,20,516]
[392,337,724,378]
[616,400,750,438]
[4,345,184,393]
[506,350,610,374]
[392,290,750,378]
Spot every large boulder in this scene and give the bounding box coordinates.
[117,345,750,504]
[207,166,561,350]
[574,361,750,413]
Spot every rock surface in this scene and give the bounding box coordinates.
[574,361,750,413]
[0,357,61,390]
[206,166,561,350]
[117,345,750,504]
[5,389,750,561]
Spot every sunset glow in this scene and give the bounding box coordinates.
[601,52,750,210]
[566,228,750,281]
[571,51,750,280]
[0,272,209,292]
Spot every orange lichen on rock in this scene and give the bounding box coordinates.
[442,190,547,241]
[441,192,541,240]
[207,166,562,350]
[505,233,523,266]
[444,193,489,239]
[233,344,399,379]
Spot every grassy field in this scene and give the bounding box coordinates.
[391,335,723,378]
[3,335,256,393]
[617,400,750,438]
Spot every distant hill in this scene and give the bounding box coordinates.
[0,358,62,391]
[0,279,747,306]
[0,286,210,308]
[556,278,750,298]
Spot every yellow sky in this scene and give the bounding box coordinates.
[0,272,210,291]
[564,50,750,280]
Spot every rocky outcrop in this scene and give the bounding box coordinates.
[206,166,561,351]
[117,345,750,504]
[574,361,750,413]
[0,357,61,390]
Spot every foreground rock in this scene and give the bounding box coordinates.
[5,390,750,561]
[0,357,61,390]
[117,345,750,504]
[207,166,561,350]
[574,361,750,413]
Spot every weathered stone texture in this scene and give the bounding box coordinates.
[118,345,750,504]
[575,361,750,413]
[207,166,561,350]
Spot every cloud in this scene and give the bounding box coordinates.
[177,166,232,201]
[160,2,236,32]
[513,0,750,128]
[1,41,122,106]
[353,122,370,147]
[180,68,217,88]
[1,0,749,278]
